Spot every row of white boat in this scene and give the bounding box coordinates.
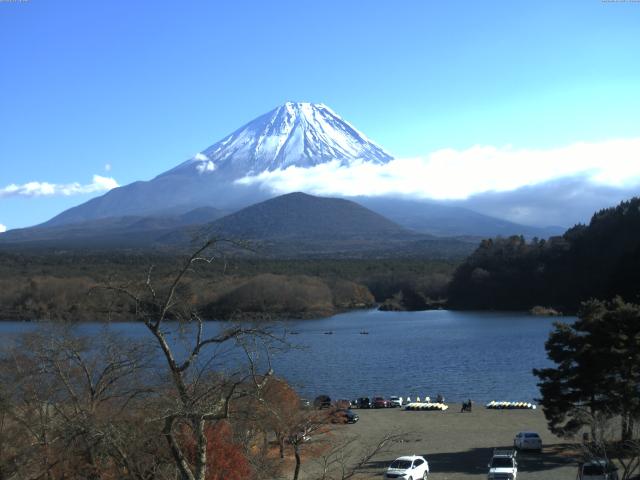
[398,396,443,404]
[485,401,537,409]
[404,401,537,411]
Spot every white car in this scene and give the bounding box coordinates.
[389,395,403,407]
[385,455,429,479]
[513,431,542,451]
[487,449,517,480]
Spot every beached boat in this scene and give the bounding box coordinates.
[485,401,536,410]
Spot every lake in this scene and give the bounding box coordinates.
[0,309,568,404]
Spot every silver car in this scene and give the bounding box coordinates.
[513,431,542,451]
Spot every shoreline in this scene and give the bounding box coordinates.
[0,305,569,323]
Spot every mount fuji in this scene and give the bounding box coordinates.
[44,102,393,226]
[168,101,392,177]
[1,102,561,251]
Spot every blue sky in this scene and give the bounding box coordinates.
[1,0,639,229]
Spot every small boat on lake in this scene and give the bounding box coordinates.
[360,331,369,335]
[324,331,334,335]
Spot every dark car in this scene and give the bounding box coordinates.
[313,395,331,409]
[333,408,359,424]
[373,396,389,408]
[578,459,619,480]
[357,397,371,409]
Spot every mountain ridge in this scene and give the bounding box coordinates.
[357,197,564,238]
[158,192,475,259]
[205,192,409,240]
[0,192,476,259]
[7,102,561,241]
[42,102,393,227]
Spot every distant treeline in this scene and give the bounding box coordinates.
[447,197,640,312]
[0,253,457,321]
[4,197,639,319]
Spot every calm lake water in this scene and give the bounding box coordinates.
[0,310,569,403]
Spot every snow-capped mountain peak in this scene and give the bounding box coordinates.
[171,102,393,178]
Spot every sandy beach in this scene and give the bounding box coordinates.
[299,404,580,480]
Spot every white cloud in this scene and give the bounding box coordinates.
[235,138,640,200]
[193,152,208,161]
[104,163,112,172]
[0,224,6,233]
[0,175,119,198]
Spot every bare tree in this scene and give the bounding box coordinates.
[0,328,157,480]
[101,239,279,480]
[286,410,331,480]
[0,240,297,480]
[0,343,61,480]
[311,432,409,480]
[579,410,640,480]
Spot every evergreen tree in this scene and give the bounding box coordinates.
[534,298,640,441]
[448,196,640,312]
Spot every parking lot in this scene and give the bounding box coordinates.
[299,404,580,479]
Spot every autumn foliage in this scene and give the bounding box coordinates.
[181,421,252,480]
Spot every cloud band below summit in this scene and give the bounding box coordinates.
[235,138,640,200]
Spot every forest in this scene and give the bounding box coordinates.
[3,197,639,321]
[447,197,640,313]
[0,252,456,321]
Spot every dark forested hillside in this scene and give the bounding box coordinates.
[0,192,476,259]
[447,197,640,312]
[208,192,407,239]
[0,252,456,321]
[157,192,476,258]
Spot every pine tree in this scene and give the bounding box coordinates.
[534,298,640,441]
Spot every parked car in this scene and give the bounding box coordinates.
[487,449,517,480]
[577,460,619,480]
[389,395,403,407]
[384,455,429,479]
[313,395,331,409]
[513,431,542,451]
[332,408,359,424]
[373,396,390,408]
[357,397,371,409]
[335,399,351,409]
